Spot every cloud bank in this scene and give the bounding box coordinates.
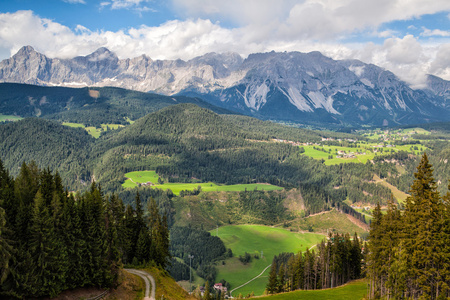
[0,0,449,86]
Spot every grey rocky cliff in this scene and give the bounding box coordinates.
[0,46,449,126]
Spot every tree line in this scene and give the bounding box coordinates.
[0,160,170,299]
[266,232,363,294]
[367,153,450,299]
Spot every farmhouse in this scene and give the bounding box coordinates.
[214,283,228,293]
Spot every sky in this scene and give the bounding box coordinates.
[0,0,449,87]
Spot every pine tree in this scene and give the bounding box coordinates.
[278,262,285,293]
[104,198,121,285]
[63,193,85,288]
[266,259,278,294]
[403,153,445,299]
[28,190,62,297]
[367,202,383,298]
[203,281,212,300]
[0,207,13,284]
[135,228,151,264]
[123,204,135,264]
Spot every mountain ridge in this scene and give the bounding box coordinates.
[1,46,449,127]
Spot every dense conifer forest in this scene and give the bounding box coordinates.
[0,103,405,221]
[1,86,450,298]
[266,232,363,294]
[0,160,170,299]
[367,154,450,299]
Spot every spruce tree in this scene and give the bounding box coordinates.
[0,207,13,284]
[404,153,445,299]
[28,190,62,297]
[266,259,278,294]
[204,281,212,300]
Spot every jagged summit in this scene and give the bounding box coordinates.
[14,45,37,56]
[0,46,449,126]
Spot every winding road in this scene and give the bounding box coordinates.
[230,244,319,297]
[125,269,156,300]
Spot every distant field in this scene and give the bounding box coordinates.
[0,114,22,122]
[301,142,427,165]
[290,210,368,236]
[257,279,368,300]
[211,225,325,296]
[362,127,430,140]
[123,171,283,195]
[373,174,408,204]
[62,122,124,138]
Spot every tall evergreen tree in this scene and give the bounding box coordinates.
[267,259,278,294]
[28,190,63,297]
[0,207,13,285]
[403,153,446,299]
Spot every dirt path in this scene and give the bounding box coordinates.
[229,264,271,297]
[125,269,156,300]
[346,214,369,231]
[229,245,319,296]
[305,210,332,218]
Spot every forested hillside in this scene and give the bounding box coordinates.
[0,118,93,189]
[0,103,424,218]
[266,233,363,294]
[0,160,170,299]
[0,83,234,127]
[367,154,450,299]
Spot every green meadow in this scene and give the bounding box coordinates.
[123,171,283,195]
[62,122,125,138]
[0,114,23,122]
[301,142,427,165]
[210,225,325,296]
[256,279,368,300]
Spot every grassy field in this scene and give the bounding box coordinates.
[123,171,283,195]
[301,142,427,165]
[362,127,430,140]
[211,225,325,296]
[289,210,368,236]
[0,114,23,122]
[142,267,196,300]
[373,174,409,204]
[256,279,368,300]
[62,122,124,138]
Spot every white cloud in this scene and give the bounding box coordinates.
[62,0,86,3]
[421,27,450,37]
[377,30,398,38]
[429,44,450,80]
[0,8,449,88]
[171,0,450,41]
[110,0,151,10]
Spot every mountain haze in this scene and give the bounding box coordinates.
[1,46,449,127]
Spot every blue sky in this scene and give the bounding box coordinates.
[0,0,449,85]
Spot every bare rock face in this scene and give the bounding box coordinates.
[0,46,449,126]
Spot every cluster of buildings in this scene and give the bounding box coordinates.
[199,283,228,297]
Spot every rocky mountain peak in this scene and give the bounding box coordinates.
[13,45,38,57]
[0,46,449,126]
[85,47,118,62]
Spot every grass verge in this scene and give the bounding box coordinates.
[256,279,368,300]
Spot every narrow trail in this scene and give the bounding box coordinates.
[230,245,319,297]
[230,264,272,297]
[125,269,156,300]
[346,214,369,231]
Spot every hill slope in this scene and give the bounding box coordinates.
[0,118,92,189]
[0,83,234,127]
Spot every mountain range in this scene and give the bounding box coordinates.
[1,46,449,127]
